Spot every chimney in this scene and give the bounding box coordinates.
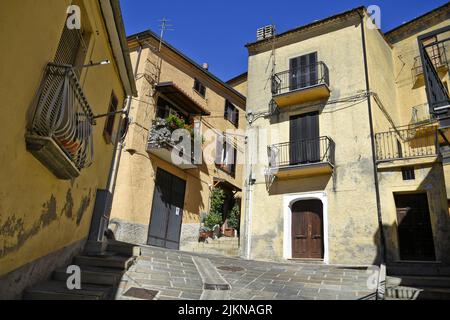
[257,25,275,41]
[202,63,209,70]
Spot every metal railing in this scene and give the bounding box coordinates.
[28,63,95,169]
[147,118,198,162]
[268,136,335,168]
[411,103,432,125]
[375,128,438,161]
[412,43,448,81]
[271,61,330,96]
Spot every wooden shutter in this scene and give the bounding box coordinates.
[290,52,318,89]
[215,133,224,165]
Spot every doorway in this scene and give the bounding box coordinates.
[395,193,436,261]
[291,200,324,259]
[147,168,186,250]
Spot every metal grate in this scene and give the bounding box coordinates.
[28,63,95,170]
[217,266,245,272]
[402,167,416,181]
[123,288,158,300]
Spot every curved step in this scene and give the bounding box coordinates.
[23,281,112,300]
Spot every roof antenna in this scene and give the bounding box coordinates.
[156,17,174,83]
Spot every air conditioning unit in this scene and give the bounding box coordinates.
[257,25,275,41]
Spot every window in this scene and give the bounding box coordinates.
[402,167,415,181]
[193,78,206,97]
[103,93,118,144]
[224,100,239,127]
[215,134,237,177]
[156,97,177,119]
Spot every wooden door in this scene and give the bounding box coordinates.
[395,193,436,261]
[290,112,320,165]
[292,200,324,259]
[147,169,186,250]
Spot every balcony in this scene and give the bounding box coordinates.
[412,43,448,87]
[407,103,439,138]
[271,61,330,108]
[267,136,335,179]
[26,63,95,180]
[375,128,439,163]
[146,118,198,170]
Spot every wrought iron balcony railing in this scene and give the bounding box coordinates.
[375,128,438,162]
[412,43,448,82]
[268,136,335,169]
[271,61,330,96]
[27,63,95,178]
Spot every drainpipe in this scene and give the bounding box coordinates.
[107,44,142,193]
[104,44,143,238]
[243,121,255,260]
[358,11,387,265]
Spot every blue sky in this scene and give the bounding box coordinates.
[119,0,449,81]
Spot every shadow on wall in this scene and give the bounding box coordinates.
[379,163,450,265]
[269,174,332,196]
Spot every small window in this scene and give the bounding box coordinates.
[193,78,206,97]
[215,133,237,177]
[402,167,415,181]
[224,100,239,127]
[104,93,118,144]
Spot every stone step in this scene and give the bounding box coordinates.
[23,281,112,300]
[53,266,124,286]
[387,276,450,288]
[107,240,141,257]
[385,286,450,300]
[73,253,135,270]
[387,263,450,276]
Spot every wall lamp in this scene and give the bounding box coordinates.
[75,59,111,69]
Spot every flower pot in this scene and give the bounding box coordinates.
[223,228,235,237]
[199,231,214,239]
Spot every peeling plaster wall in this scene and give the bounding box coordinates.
[0,0,126,277]
[244,16,380,265]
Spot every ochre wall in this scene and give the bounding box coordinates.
[244,16,381,265]
[110,39,246,244]
[0,0,126,276]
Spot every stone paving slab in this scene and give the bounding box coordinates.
[116,245,377,301]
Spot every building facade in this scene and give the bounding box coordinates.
[242,4,450,266]
[0,0,136,299]
[109,31,246,253]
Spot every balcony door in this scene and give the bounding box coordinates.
[290,112,320,166]
[290,52,318,91]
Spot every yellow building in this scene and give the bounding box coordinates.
[109,31,246,254]
[0,0,136,299]
[242,4,450,268]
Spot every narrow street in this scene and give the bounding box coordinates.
[116,246,377,300]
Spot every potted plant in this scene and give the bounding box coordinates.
[199,226,213,240]
[199,187,225,239]
[224,203,240,237]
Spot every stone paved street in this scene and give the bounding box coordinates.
[116,246,377,300]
